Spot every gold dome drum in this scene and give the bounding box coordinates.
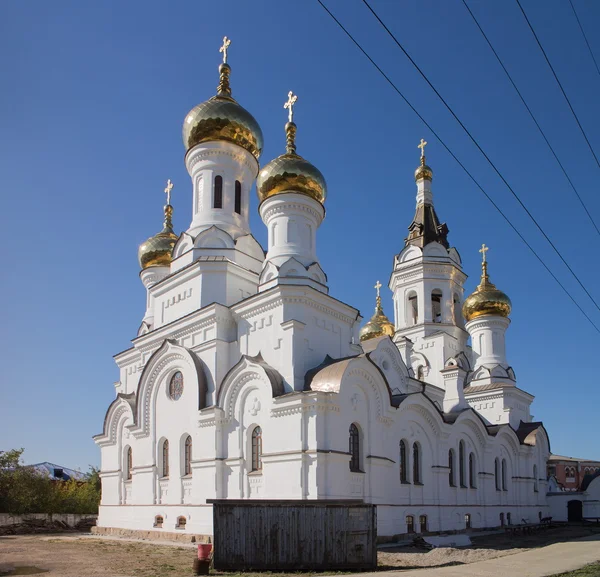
[462,289,511,322]
[183,94,263,160]
[415,163,433,181]
[138,229,178,269]
[257,153,327,204]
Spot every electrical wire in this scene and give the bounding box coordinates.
[568,0,600,82]
[462,0,600,237]
[315,0,600,333]
[516,0,600,173]
[360,0,600,315]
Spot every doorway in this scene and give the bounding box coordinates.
[567,499,583,522]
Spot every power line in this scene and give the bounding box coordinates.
[516,0,600,173]
[315,0,600,334]
[359,0,600,316]
[568,0,600,81]
[462,0,600,238]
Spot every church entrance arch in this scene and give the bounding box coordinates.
[567,500,583,522]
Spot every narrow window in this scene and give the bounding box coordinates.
[176,516,186,529]
[213,175,223,209]
[126,446,132,480]
[162,440,169,478]
[417,366,425,380]
[349,424,361,472]
[251,426,262,472]
[533,465,538,492]
[453,293,462,326]
[499,512,504,527]
[539,511,542,522]
[400,440,408,483]
[234,180,242,214]
[408,293,418,325]
[413,443,421,484]
[431,289,443,323]
[507,512,511,525]
[448,449,455,486]
[184,435,192,476]
[495,458,501,491]
[469,453,476,488]
[502,459,507,491]
[459,441,466,487]
[154,515,164,528]
[419,515,427,533]
[406,515,415,533]
[465,513,471,529]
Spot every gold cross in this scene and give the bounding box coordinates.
[479,243,489,263]
[164,179,173,205]
[219,36,231,64]
[374,280,382,298]
[418,138,427,158]
[284,91,298,123]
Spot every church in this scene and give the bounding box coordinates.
[94,38,550,538]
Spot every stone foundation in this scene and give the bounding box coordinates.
[91,525,212,543]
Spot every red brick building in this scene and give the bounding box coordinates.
[547,454,600,492]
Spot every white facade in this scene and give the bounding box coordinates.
[95,63,550,538]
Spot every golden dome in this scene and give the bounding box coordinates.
[463,245,511,322]
[138,204,178,270]
[415,139,433,181]
[360,282,395,342]
[182,57,263,159]
[257,93,326,205]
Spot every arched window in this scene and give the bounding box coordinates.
[431,289,443,323]
[213,175,223,209]
[407,292,418,325]
[448,449,455,487]
[502,459,507,491]
[234,180,242,214]
[349,424,361,472]
[533,465,538,492]
[184,435,192,476]
[465,513,472,529]
[176,516,187,529]
[469,453,476,488]
[416,366,425,380]
[399,440,408,483]
[495,458,500,490]
[413,443,421,484]
[161,439,169,478]
[154,515,164,528]
[499,512,505,527]
[419,515,427,533]
[406,515,415,533]
[251,426,262,472]
[459,441,466,487]
[507,512,512,525]
[453,293,462,326]
[125,446,132,480]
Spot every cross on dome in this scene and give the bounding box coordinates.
[284,91,298,123]
[479,243,489,264]
[219,36,231,64]
[164,179,174,205]
[418,138,427,158]
[374,280,382,298]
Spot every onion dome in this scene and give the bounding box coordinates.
[463,244,512,322]
[415,138,433,181]
[257,91,326,205]
[359,281,395,342]
[138,180,179,270]
[182,37,263,160]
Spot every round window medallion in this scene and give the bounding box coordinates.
[169,371,184,401]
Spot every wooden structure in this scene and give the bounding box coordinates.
[208,499,377,571]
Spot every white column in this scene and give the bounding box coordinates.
[140,267,169,329]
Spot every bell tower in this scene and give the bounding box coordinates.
[389,142,468,384]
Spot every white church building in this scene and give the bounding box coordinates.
[94,40,550,538]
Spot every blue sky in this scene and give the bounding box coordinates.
[2,0,600,470]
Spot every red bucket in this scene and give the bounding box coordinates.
[197,543,213,561]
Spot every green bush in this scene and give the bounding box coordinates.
[0,449,101,515]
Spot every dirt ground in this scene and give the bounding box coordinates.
[0,525,599,577]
